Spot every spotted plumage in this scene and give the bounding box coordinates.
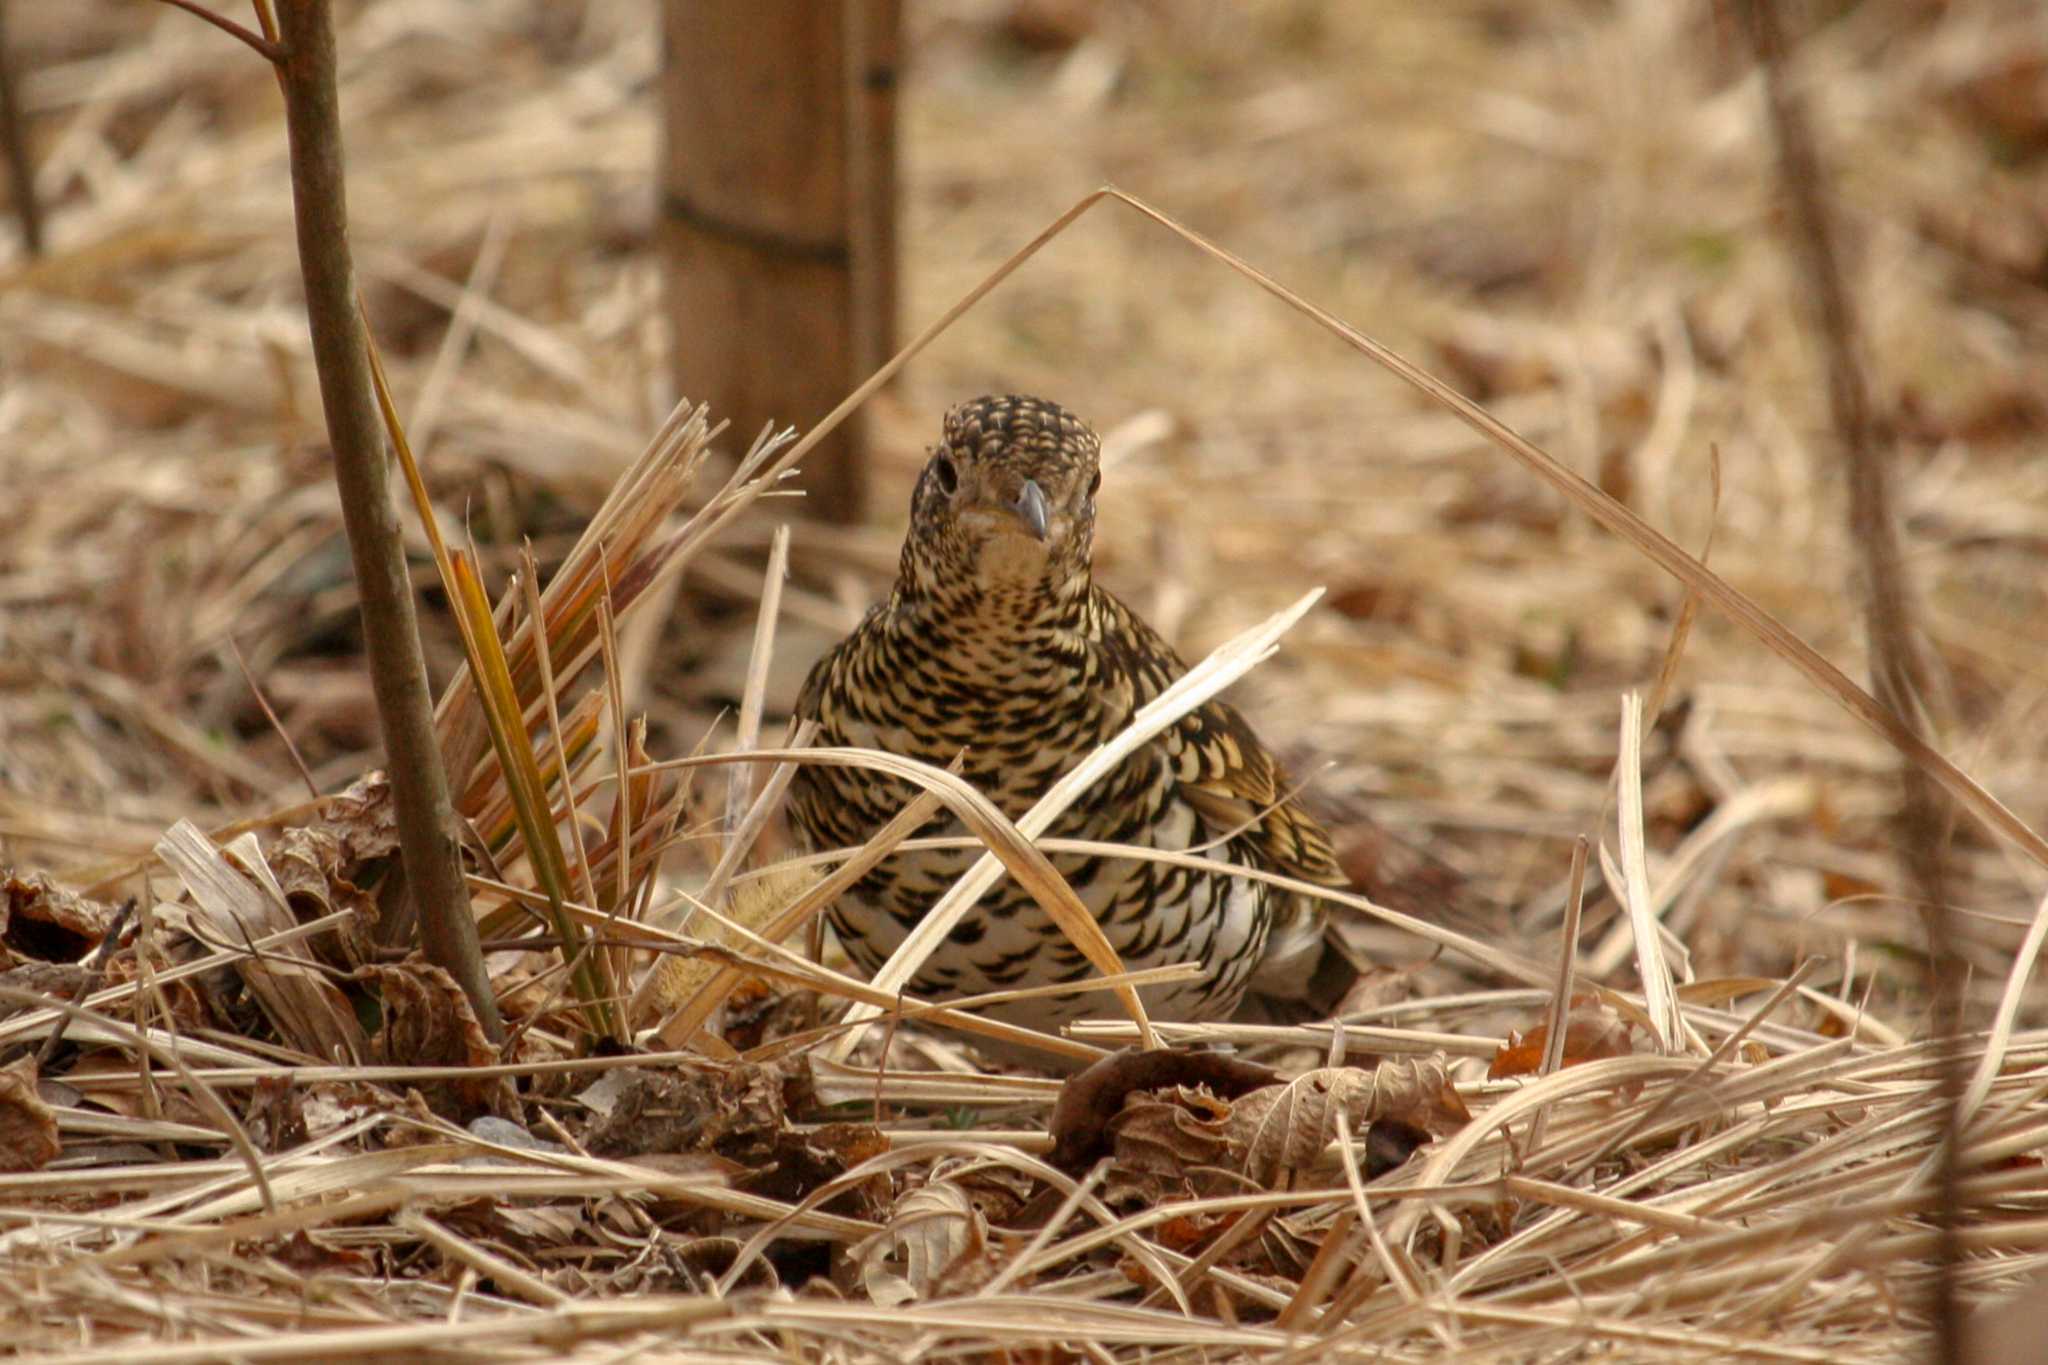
[789,395,1351,1043]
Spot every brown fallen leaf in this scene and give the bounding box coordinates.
[2,871,122,966]
[751,1121,891,1216]
[583,1058,883,1214]
[0,1056,61,1173]
[583,1060,795,1162]
[1226,1060,1468,1188]
[1089,1057,1468,1197]
[856,1180,990,1306]
[357,957,512,1120]
[1106,1084,1234,1177]
[268,772,397,970]
[156,820,370,1065]
[1047,1047,1276,1174]
[1490,999,1637,1079]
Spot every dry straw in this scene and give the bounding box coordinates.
[2,3,2045,1361]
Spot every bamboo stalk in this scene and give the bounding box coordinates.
[659,0,898,522]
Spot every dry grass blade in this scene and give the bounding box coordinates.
[1962,886,2048,1126]
[0,984,277,1217]
[543,871,1136,1064]
[1614,692,1683,1052]
[631,715,816,1041]
[638,743,1151,1050]
[446,549,617,1040]
[645,778,941,1045]
[152,821,367,1064]
[722,523,791,829]
[518,541,596,918]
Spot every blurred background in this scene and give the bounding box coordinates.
[2,0,2044,1021]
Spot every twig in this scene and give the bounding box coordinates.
[1736,3,1964,1358]
[1526,835,1589,1156]
[271,0,501,1042]
[0,0,43,256]
[227,637,320,800]
[155,0,284,61]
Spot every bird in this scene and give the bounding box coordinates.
[787,394,1356,1048]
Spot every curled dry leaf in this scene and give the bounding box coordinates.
[1108,1084,1234,1176]
[357,957,512,1120]
[583,1060,795,1161]
[0,1056,61,1173]
[268,772,398,970]
[1228,1059,1468,1188]
[1490,998,1638,1079]
[752,1122,892,1216]
[857,1180,988,1307]
[1093,1057,1468,1195]
[1047,1046,1277,1173]
[2,871,122,966]
[583,1058,882,1212]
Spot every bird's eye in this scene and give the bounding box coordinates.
[1086,469,1101,499]
[932,454,960,495]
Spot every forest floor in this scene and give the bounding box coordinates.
[2,2,2045,1359]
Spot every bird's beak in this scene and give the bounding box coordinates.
[1009,478,1052,542]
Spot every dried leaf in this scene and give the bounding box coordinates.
[269,773,397,970]
[1108,1084,1234,1175]
[1491,1002,1637,1079]
[1048,1047,1276,1173]
[2,871,121,964]
[0,1056,60,1173]
[1227,1059,1466,1188]
[857,1181,988,1307]
[583,1062,791,1162]
[1229,1069,1362,1187]
[1156,1211,1226,1253]
[581,1058,879,1209]
[358,958,511,1120]
[752,1122,891,1216]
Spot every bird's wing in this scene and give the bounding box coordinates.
[1090,589,1346,888]
[1169,703,1348,887]
[793,645,833,724]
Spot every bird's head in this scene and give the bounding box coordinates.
[901,394,1101,603]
